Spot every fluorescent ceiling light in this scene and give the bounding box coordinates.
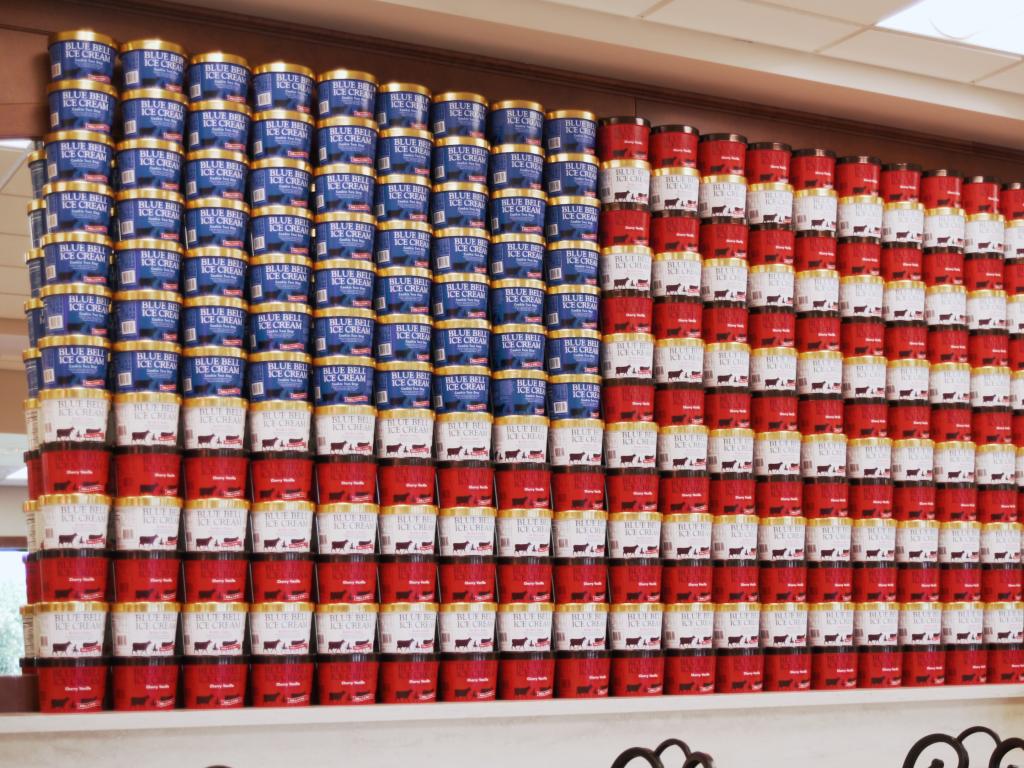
[0,466,27,486]
[0,139,34,150]
[879,0,1024,55]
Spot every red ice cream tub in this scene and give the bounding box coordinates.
[662,560,712,602]
[606,469,658,514]
[763,649,810,692]
[715,649,763,693]
[113,550,180,602]
[650,210,698,253]
[858,647,902,688]
[42,443,110,495]
[939,564,981,602]
[250,655,314,707]
[602,381,655,422]
[797,233,838,272]
[934,485,976,521]
[698,133,746,177]
[969,333,1009,370]
[316,555,376,603]
[709,477,754,516]
[664,649,715,694]
[113,448,179,498]
[802,479,848,518]
[555,650,610,698]
[182,656,247,708]
[600,204,650,248]
[981,565,1023,602]
[885,322,927,361]
[923,250,963,287]
[26,450,41,501]
[553,558,607,603]
[796,314,840,353]
[946,646,987,685]
[602,294,652,335]
[962,177,999,215]
[791,149,835,191]
[608,558,662,603]
[852,563,897,602]
[496,557,550,602]
[699,219,748,260]
[650,125,698,169]
[835,155,880,197]
[598,117,649,161]
[889,403,931,440]
[988,646,1024,683]
[756,478,803,517]
[183,552,247,602]
[378,653,440,703]
[498,652,555,699]
[748,308,795,349]
[439,653,498,701]
[759,562,807,603]
[705,389,750,430]
[439,556,496,602]
[378,460,435,506]
[250,452,313,502]
[841,319,885,358]
[437,462,494,508]
[377,554,437,603]
[702,304,747,345]
[977,487,1016,522]
[660,473,709,515]
[38,549,108,601]
[711,561,759,603]
[653,298,701,340]
[183,450,247,499]
[654,386,704,427]
[36,657,108,713]
[750,394,797,433]
[811,648,857,689]
[806,562,852,602]
[848,481,893,519]
[846,402,888,439]
[921,171,961,210]
[112,656,179,711]
[897,563,940,602]
[315,458,376,504]
[747,142,790,184]
[251,553,313,602]
[551,467,605,512]
[748,226,795,267]
[965,255,1004,291]
[611,650,664,696]
[893,483,936,520]
[495,463,550,509]
[317,653,378,705]
[903,646,945,686]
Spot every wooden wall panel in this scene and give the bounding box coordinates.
[0,0,1023,177]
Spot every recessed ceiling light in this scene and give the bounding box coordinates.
[879,0,1024,55]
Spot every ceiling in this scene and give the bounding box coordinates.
[190,0,1024,147]
[0,143,33,368]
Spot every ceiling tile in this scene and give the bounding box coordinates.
[821,29,1020,82]
[0,195,31,238]
[542,0,662,17]
[3,162,33,199]
[646,0,860,53]
[750,0,916,25]
[976,62,1024,95]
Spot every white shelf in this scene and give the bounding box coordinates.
[2,684,1023,735]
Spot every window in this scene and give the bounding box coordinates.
[0,548,27,673]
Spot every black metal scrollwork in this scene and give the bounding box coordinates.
[612,736,717,768]
[901,733,970,768]
[989,736,1024,768]
[654,738,693,764]
[610,746,665,768]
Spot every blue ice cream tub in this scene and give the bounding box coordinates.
[316,116,377,167]
[183,198,249,250]
[491,369,547,418]
[23,348,42,399]
[488,100,543,147]
[316,69,377,120]
[432,365,491,414]
[186,52,250,104]
[116,138,183,191]
[489,189,547,236]
[248,206,312,256]
[248,254,312,305]
[376,83,430,130]
[431,228,489,275]
[115,189,184,242]
[312,307,375,358]
[489,233,544,280]
[250,110,314,161]
[430,92,487,139]
[114,239,182,292]
[183,149,248,200]
[248,302,312,353]
[374,267,431,316]
[113,289,182,343]
[46,80,117,133]
[374,221,431,269]
[313,259,375,310]
[313,356,375,406]
[376,128,432,177]
[26,249,44,298]
[373,175,430,222]
[490,279,544,326]
[112,339,181,394]
[121,88,188,142]
[430,182,487,229]
[25,299,46,348]
[186,100,252,152]
[44,130,115,185]
[314,212,375,262]
[182,248,247,299]
[544,284,600,331]
[181,296,247,348]
[38,334,110,389]
[43,181,114,236]
[546,329,601,375]
[249,158,312,209]
[49,30,117,84]
[42,232,112,287]
[314,164,375,214]
[247,351,310,402]
[544,242,599,287]
[544,153,599,198]
[374,362,432,410]
[431,272,490,322]
[547,374,602,420]
[490,323,546,372]
[252,63,315,114]
[374,314,432,364]
[433,319,490,367]
[181,345,246,398]
[543,110,597,155]
[28,200,48,249]
[489,145,543,190]
[39,283,111,337]
[432,137,489,184]
[545,196,600,243]
[120,39,188,91]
